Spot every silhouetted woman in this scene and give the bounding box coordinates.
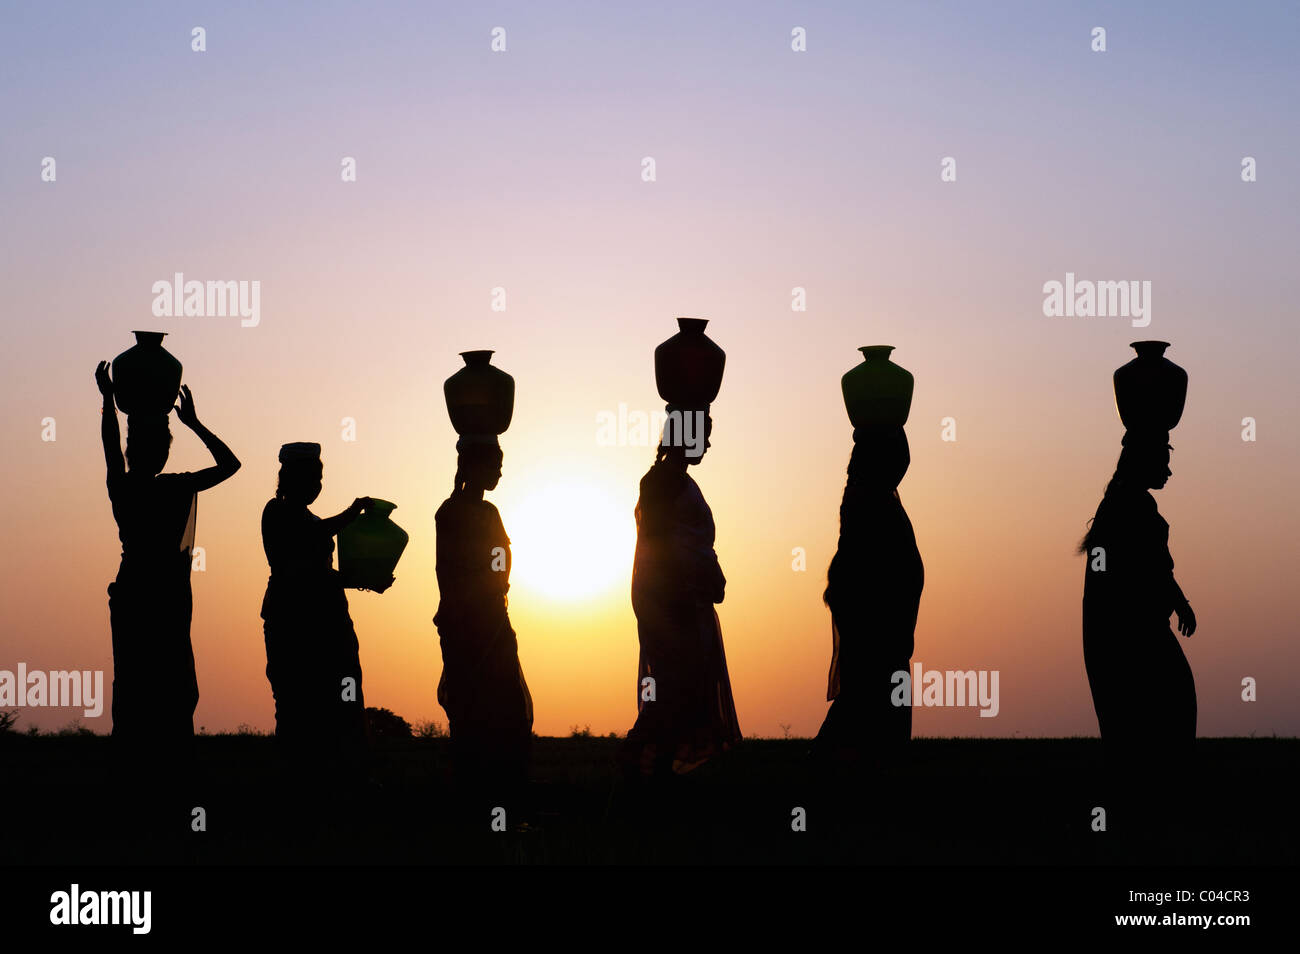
[434,437,533,802]
[1081,435,1196,809]
[622,410,741,778]
[815,427,923,765]
[96,364,240,744]
[260,442,372,773]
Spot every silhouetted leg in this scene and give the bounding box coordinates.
[622,624,696,778]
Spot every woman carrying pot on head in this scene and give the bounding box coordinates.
[433,435,534,804]
[621,319,740,780]
[1082,342,1198,833]
[96,364,240,747]
[813,345,922,771]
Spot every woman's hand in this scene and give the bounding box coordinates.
[95,361,113,399]
[1176,601,1197,637]
[174,384,199,428]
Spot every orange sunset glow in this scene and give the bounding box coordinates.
[2,2,1296,747]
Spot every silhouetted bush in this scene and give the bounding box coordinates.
[55,720,96,737]
[366,707,412,739]
[413,719,447,739]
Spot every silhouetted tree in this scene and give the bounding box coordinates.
[365,707,413,739]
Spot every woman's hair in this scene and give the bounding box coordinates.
[652,442,680,467]
[276,457,323,501]
[1077,437,1172,553]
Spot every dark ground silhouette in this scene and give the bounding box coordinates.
[1,734,1294,865]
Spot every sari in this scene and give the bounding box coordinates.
[106,471,200,742]
[816,488,923,757]
[434,492,533,783]
[260,498,366,756]
[623,460,741,776]
[1082,483,1196,758]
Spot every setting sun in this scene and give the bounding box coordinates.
[503,478,637,602]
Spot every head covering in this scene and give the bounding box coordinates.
[1120,428,1170,448]
[455,434,501,453]
[278,441,321,463]
[665,403,710,416]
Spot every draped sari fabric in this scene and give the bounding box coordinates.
[434,492,533,786]
[1083,483,1196,763]
[623,461,741,776]
[260,498,366,758]
[106,471,200,742]
[816,487,923,757]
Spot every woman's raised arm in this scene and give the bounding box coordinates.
[174,385,241,491]
[95,361,124,478]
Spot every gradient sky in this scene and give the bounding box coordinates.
[2,1,1297,737]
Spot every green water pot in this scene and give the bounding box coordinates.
[338,499,409,592]
[841,345,913,428]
